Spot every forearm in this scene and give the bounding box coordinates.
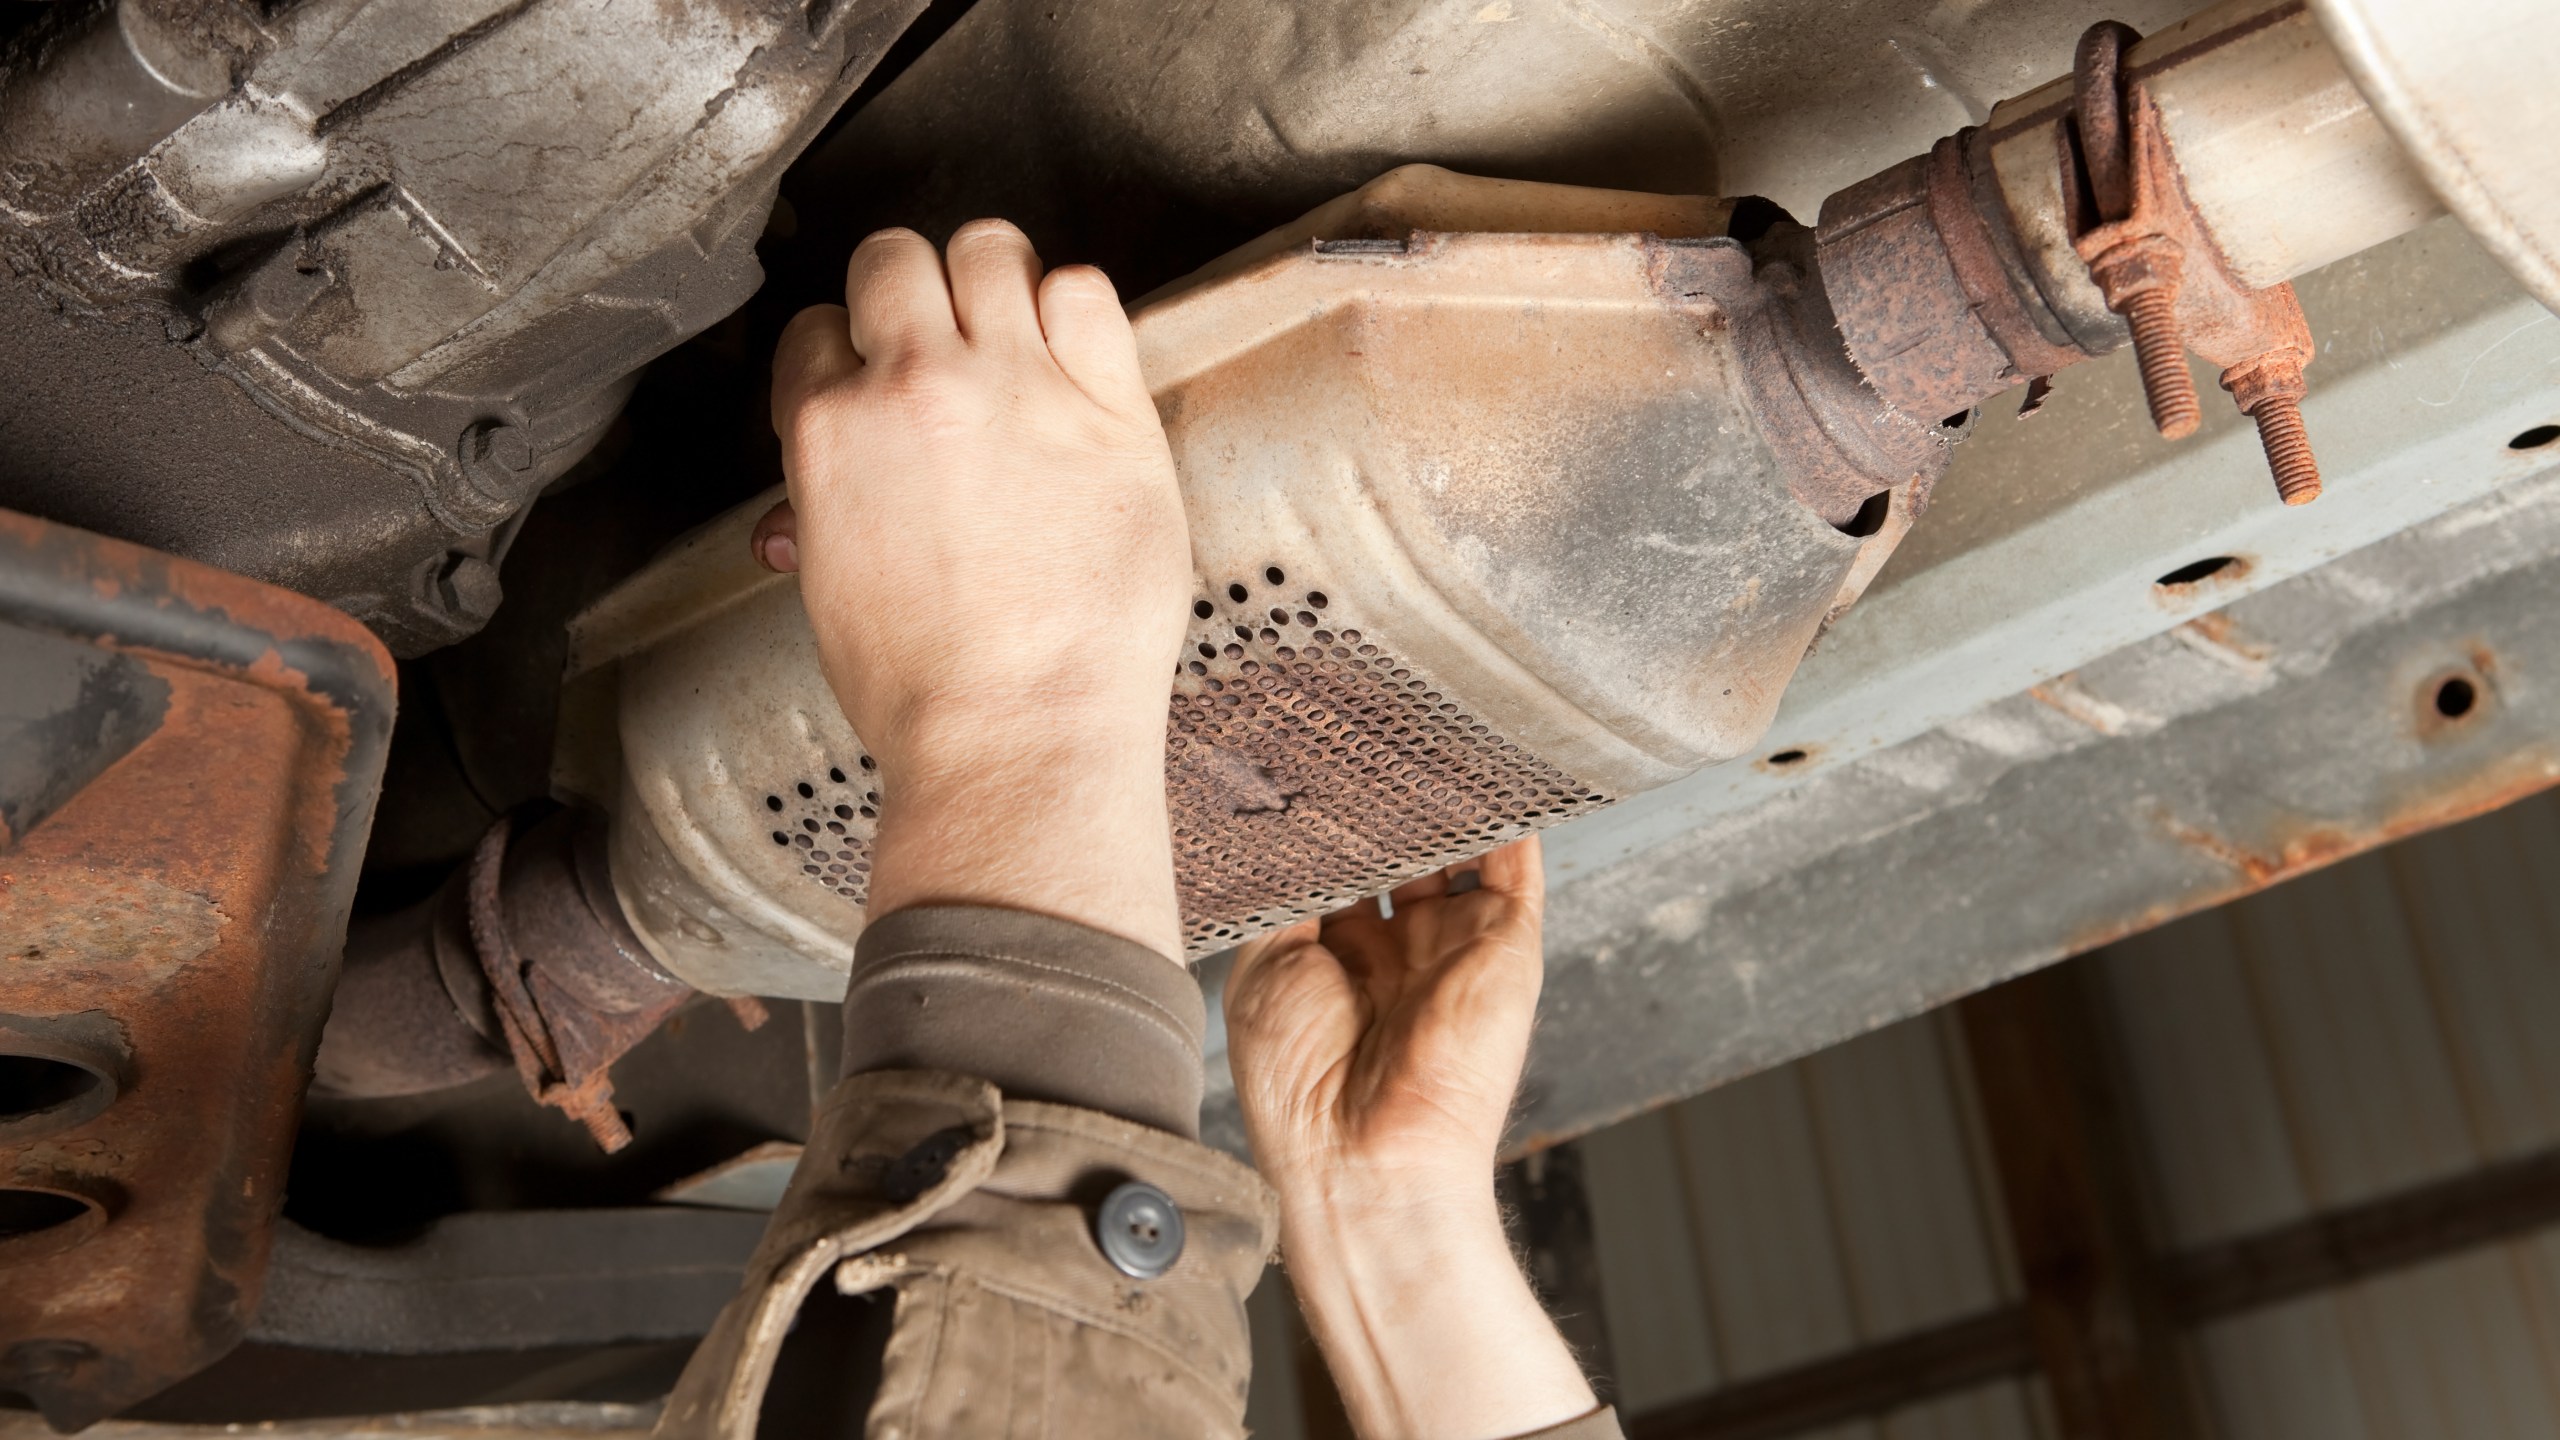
[1279,1175,1598,1440]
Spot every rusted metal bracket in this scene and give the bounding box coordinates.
[464,811,768,1152]
[312,806,763,1154]
[2072,21,2324,505]
[0,510,395,1430]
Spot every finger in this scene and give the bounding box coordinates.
[843,228,956,364]
[1389,867,1450,907]
[1037,264,1151,415]
[1224,930,1362,1075]
[771,304,860,426]
[1229,916,1321,995]
[1477,833,1547,913]
[943,219,1047,351]
[750,499,798,573]
[1319,893,1387,950]
[1319,913,1399,992]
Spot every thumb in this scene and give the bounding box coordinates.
[750,499,798,573]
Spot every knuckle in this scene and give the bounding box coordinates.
[1044,263,1116,299]
[872,359,991,432]
[855,225,927,253]
[949,217,1029,250]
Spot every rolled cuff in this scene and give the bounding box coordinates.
[840,906,1206,1140]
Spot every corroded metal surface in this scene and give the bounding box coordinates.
[1166,596,1610,951]
[1818,9,2341,506]
[311,806,746,1151]
[0,510,394,1428]
[1463,454,2560,1158]
[2071,24,2326,502]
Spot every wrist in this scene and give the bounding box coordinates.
[873,682,1167,786]
[860,700,1184,962]
[1266,1149,1500,1235]
[1279,1183,1597,1440]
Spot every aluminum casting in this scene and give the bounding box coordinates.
[0,0,930,653]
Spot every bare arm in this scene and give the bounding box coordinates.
[1227,836,1605,1440]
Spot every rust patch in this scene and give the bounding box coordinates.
[466,809,695,1152]
[0,510,393,1429]
[2068,749,2560,956]
[2414,657,2495,741]
[1925,133,2086,381]
[2170,611,2272,675]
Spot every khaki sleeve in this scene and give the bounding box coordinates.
[1511,1406,1628,1440]
[655,1072,1279,1440]
[839,905,1207,1139]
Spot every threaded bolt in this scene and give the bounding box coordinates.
[2250,395,2321,505]
[576,1102,634,1153]
[2122,289,2201,440]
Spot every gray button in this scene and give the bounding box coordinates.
[1095,1181,1185,1279]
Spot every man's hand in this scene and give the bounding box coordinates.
[1227,836,1549,1197]
[762,222,1190,961]
[1226,836,1601,1440]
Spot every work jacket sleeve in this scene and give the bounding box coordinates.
[655,906,1278,1440]
[1513,1406,1629,1440]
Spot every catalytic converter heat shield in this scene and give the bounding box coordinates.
[557,170,1945,998]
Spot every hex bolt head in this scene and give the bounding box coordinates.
[433,553,504,623]
[458,420,536,503]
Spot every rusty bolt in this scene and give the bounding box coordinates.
[2086,234,2201,441]
[2223,353,2321,506]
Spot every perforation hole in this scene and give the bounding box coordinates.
[1162,583,1608,952]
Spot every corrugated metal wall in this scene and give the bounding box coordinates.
[1581,1009,2047,1434]
[2100,791,2560,1440]
[1583,787,2560,1437]
[1245,788,2560,1439]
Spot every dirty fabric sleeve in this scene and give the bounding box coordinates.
[839,904,1207,1139]
[653,1071,1278,1440]
[1514,1406,1627,1440]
